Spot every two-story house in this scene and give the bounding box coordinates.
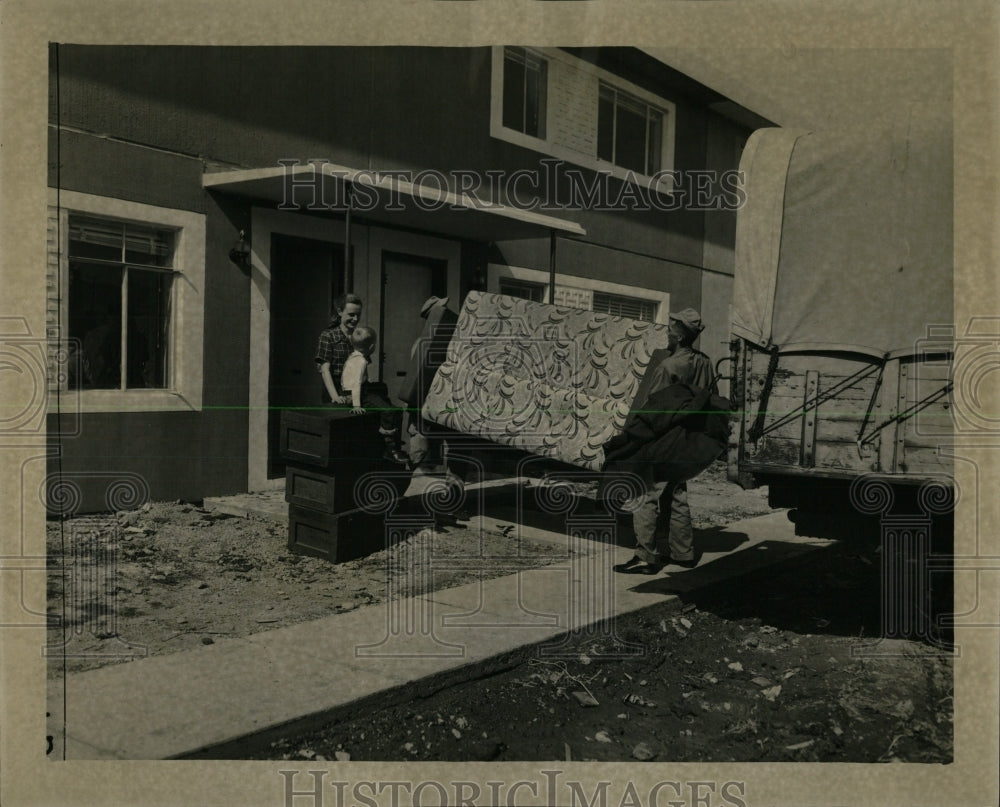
[47,45,770,511]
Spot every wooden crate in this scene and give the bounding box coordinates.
[285,461,387,514]
[287,504,388,563]
[280,410,386,470]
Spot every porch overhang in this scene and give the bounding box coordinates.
[203,163,586,242]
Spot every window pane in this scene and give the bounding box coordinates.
[70,262,123,389]
[592,291,656,322]
[503,50,526,132]
[524,59,546,138]
[124,224,174,268]
[69,217,123,262]
[127,269,172,388]
[597,85,615,162]
[499,278,544,302]
[615,99,648,174]
[646,110,663,174]
[64,213,179,393]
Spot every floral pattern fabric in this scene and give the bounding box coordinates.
[421,292,673,470]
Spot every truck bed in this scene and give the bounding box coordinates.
[730,339,953,488]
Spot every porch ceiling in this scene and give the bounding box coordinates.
[203,163,586,242]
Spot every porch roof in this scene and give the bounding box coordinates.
[202,163,586,241]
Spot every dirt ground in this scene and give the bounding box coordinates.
[253,536,953,764]
[46,461,952,762]
[46,494,572,677]
[45,461,773,677]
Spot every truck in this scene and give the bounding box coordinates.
[727,118,955,540]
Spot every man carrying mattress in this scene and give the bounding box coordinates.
[605,308,729,575]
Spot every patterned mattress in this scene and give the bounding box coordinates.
[421,291,673,470]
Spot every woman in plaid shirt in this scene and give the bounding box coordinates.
[315,293,363,404]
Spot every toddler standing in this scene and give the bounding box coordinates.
[341,326,409,465]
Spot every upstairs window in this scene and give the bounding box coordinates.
[502,47,547,139]
[597,83,665,176]
[67,216,176,390]
[491,48,676,186]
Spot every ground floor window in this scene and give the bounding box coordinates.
[66,216,176,390]
[592,290,657,322]
[47,190,205,413]
[498,277,545,302]
[491,264,666,325]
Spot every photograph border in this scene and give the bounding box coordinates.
[2,2,997,805]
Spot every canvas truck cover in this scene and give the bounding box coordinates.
[732,120,953,359]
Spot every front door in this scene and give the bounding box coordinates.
[269,234,344,478]
[379,251,447,403]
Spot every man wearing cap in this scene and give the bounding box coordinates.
[419,295,449,319]
[643,308,714,393]
[611,307,721,575]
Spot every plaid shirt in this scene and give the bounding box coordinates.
[315,326,353,396]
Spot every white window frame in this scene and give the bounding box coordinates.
[47,190,205,413]
[490,46,677,190]
[597,81,668,177]
[488,263,669,325]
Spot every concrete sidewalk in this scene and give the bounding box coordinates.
[48,509,829,760]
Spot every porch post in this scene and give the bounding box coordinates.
[344,183,354,293]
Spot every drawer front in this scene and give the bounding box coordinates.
[280,410,384,469]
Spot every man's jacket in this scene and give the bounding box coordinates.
[602,382,731,484]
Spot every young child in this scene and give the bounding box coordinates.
[341,326,409,465]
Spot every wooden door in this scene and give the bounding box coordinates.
[379,251,447,403]
[269,235,343,478]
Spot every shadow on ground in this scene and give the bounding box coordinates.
[630,537,953,649]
